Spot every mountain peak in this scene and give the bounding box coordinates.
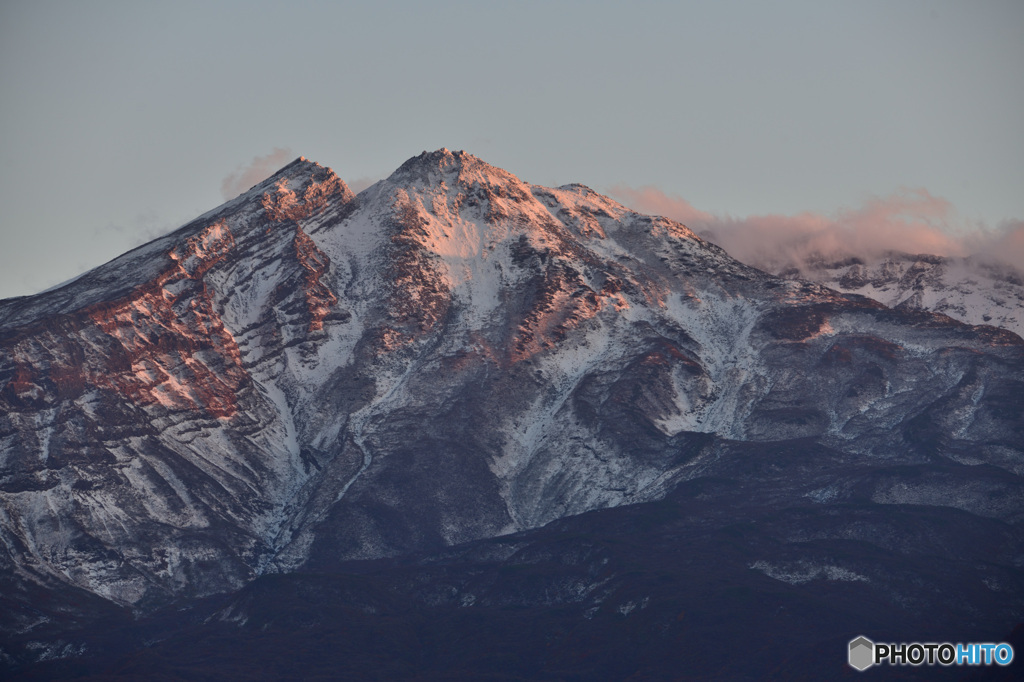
[1,147,1023,677]
[399,147,464,168]
[259,159,354,222]
[3,148,1023,678]
[257,156,352,198]
[388,148,522,190]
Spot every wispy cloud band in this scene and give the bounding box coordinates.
[608,185,1024,272]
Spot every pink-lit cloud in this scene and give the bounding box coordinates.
[606,185,716,226]
[607,185,1023,272]
[966,220,1024,270]
[221,148,295,200]
[348,176,382,194]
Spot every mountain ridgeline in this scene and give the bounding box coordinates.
[1,150,1022,678]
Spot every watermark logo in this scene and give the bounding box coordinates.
[848,636,874,671]
[848,636,1014,670]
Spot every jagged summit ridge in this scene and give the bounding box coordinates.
[0,156,353,332]
[0,149,1021,616]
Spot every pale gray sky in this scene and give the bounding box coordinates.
[1,0,1022,299]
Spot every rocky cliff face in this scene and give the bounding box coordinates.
[1,151,1022,669]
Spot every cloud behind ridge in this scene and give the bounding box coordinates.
[608,185,1023,272]
[221,148,294,200]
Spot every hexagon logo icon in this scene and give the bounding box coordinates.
[849,636,874,671]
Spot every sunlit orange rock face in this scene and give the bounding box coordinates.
[0,162,355,423]
[292,226,337,333]
[1,221,246,419]
[87,221,246,418]
[369,152,640,364]
[376,191,452,352]
[260,165,349,334]
[504,234,631,365]
[260,166,351,222]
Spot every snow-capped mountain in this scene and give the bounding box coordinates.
[772,252,1024,338]
[2,150,1022,677]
